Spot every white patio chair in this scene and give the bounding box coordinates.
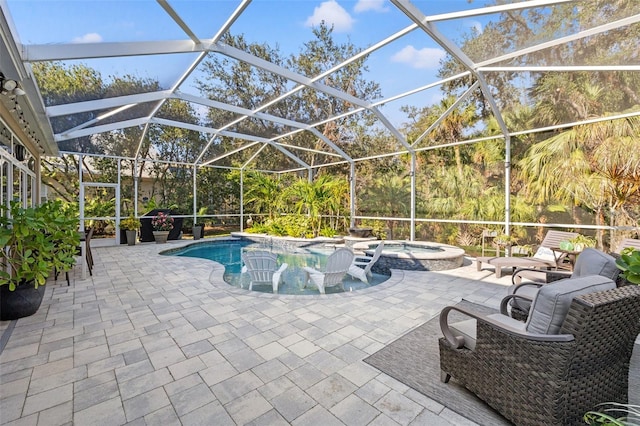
[303,247,354,294]
[347,241,385,284]
[242,250,288,293]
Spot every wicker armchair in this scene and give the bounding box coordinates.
[439,284,640,426]
[508,248,620,321]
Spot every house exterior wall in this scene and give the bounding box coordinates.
[0,106,40,209]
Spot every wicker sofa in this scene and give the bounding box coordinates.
[439,281,640,426]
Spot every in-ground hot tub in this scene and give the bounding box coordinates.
[353,240,465,275]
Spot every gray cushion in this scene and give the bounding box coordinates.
[572,248,618,280]
[508,283,539,312]
[450,314,526,350]
[450,319,477,350]
[526,275,616,334]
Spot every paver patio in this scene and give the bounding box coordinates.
[0,238,531,425]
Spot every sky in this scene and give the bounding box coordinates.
[4,0,491,127]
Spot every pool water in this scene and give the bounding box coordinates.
[169,240,389,295]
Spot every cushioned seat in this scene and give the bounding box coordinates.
[448,274,616,350]
[450,314,525,350]
[508,248,619,319]
[439,282,639,426]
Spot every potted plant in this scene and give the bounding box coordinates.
[0,200,79,320]
[192,207,207,240]
[120,215,140,246]
[151,212,174,244]
[192,222,204,240]
[569,234,596,252]
[615,247,640,284]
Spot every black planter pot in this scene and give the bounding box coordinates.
[0,282,46,321]
[139,209,183,242]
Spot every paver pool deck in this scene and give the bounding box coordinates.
[0,238,570,425]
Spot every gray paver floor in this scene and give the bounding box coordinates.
[1,237,515,426]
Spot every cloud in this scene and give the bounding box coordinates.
[71,33,103,44]
[466,20,483,34]
[391,45,446,69]
[305,0,354,32]
[354,0,388,13]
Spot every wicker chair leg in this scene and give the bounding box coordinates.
[441,371,451,383]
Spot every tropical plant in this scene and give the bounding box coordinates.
[142,197,160,213]
[151,212,174,231]
[359,174,410,239]
[244,172,283,220]
[195,206,208,228]
[0,200,79,290]
[264,215,311,238]
[518,111,640,249]
[584,402,640,425]
[409,95,478,180]
[120,215,140,231]
[83,193,116,234]
[361,219,387,240]
[319,227,337,238]
[285,175,347,237]
[569,234,597,249]
[615,248,640,284]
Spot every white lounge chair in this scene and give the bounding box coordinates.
[347,241,384,284]
[242,250,288,293]
[303,248,354,294]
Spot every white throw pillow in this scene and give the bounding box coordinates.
[532,246,557,262]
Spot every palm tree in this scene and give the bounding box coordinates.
[244,172,282,220]
[360,175,411,239]
[412,96,478,180]
[518,113,640,247]
[324,177,349,231]
[285,175,346,237]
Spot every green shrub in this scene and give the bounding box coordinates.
[247,215,312,238]
[361,219,387,239]
[0,200,79,290]
[246,223,269,234]
[120,215,140,231]
[319,227,336,237]
[616,248,640,284]
[279,215,310,238]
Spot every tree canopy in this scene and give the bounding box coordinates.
[31,1,640,247]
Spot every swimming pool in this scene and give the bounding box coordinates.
[167,240,389,295]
